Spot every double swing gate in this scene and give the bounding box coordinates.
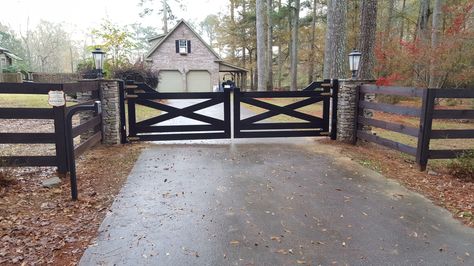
[124,80,338,141]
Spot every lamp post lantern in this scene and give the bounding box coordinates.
[348,50,362,79]
[92,48,106,79]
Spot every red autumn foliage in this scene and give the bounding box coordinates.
[374,1,474,88]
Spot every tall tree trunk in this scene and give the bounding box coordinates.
[266,0,273,90]
[332,0,346,79]
[323,0,333,79]
[430,0,442,88]
[384,0,395,46]
[162,0,168,33]
[417,0,430,41]
[277,0,283,89]
[358,0,378,80]
[249,49,254,90]
[256,0,266,91]
[230,0,236,59]
[399,0,407,43]
[290,0,300,91]
[308,0,317,83]
[416,0,430,85]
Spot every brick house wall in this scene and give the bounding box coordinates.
[146,22,221,90]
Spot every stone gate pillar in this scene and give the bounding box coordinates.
[99,80,121,145]
[76,79,121,145]
[336,79,375,143]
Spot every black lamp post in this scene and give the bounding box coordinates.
[92,48,106,79]
[348,49,362,79]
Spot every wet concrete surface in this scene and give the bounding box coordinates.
[80,139,473,266]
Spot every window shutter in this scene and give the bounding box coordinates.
[175,40,179,53]
[187,40,191,53]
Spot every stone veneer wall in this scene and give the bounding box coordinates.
[337,80,359,143]
[336,80,375,143]
[76,80,121,145]
[99,80,121,145]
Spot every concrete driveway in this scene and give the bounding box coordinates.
[80,138,473,265]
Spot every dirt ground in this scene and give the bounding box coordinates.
[321,139,474,228]
[0,143,146,265]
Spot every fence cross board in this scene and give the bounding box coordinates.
[126,87,231,141]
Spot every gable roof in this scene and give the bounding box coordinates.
[147,34,166,43]
[0,46,22,61]
[145,19,222,61]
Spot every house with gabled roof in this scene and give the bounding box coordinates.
[0,46,22,71]
[145,19,247,92]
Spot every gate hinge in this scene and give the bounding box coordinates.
[126,95,138,99]
[320,92,332,96]
[127,136,140,141]
[320,132,330,136]
[321,83,332,87]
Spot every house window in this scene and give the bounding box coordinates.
[176,39,191,54]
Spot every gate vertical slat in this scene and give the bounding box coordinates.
[118,81,127,143]
[322,81,331,133]
[233,87,241,138]
[127,98,137,139]
[224,88,232,138]
[330,79,339,140]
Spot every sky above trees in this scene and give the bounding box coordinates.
[0,0,227,40]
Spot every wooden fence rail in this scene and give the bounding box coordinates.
[357,84,474,170]
[0,81,101,172]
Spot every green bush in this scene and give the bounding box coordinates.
[448,150,474,181]
[2,65,20,73]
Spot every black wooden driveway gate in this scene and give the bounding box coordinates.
[123,80,338,141]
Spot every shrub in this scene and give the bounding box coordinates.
[2,65,20,73]
[112,62,159,88]
[448,150,474,181]
[76,58,98,79]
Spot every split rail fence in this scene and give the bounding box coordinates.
[356,84,474,170]
[0,81,102,173]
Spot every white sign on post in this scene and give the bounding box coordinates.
[48,91,66,107]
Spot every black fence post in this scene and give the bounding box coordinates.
[416,88,435,171]
[53,84,68,175]
[330,79,339,140]
[118,80,127,143]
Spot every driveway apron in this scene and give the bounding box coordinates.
[80,99,473,266]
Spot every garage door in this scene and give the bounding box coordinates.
[187,71,211,92]
[158,70,184,92]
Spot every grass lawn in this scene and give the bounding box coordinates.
[369,107,474,170]
[0,94,51,108]
[0,94,158,122]
[242,98,324,123]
